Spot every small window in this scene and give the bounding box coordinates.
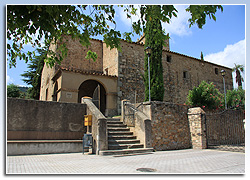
[183,71,188,79]
[45,88,49,101]
[167,55,172,63]
[215,68,218,75]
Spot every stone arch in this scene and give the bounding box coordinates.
[78,79,107,115]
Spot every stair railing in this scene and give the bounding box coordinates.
[121,100,152,148]
[81,97,108,155]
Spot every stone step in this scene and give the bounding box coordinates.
[106,118,121,122]
[107,121,124,125]
[108,131,133,136]
[108,143,144,150]
[108,135,137,140]
[108,139,140,144]
[107,127,130,131]
[99,148,154,156]
[107,124,127,128]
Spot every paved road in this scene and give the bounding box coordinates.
[6,149,245,174]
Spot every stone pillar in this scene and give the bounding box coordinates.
[97,118,108,153]
[121,99,130,123]
[188,107,207,149]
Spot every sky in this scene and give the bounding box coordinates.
[5,3,246,90]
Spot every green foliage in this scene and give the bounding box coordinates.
[7,5,223,68]
[144,5,164,101]
[225,86,245,109]
[7,5,119,68]
[186,81,224,110]
[21,48,45,99]
[186,5,223,28]
[85,50,98,62]
[7,84,21,98]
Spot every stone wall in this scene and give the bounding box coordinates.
[40,36,234,117]
[162,51,233,104]
[58,35,104,73]
[7,98,87,140]
[103,43,119,76]
[119,40,145,103]
[140,101,192,151]
[40,64,57,101]
[117,40,233,105]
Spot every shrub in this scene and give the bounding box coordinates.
[225,86,245,109]
[7,84,21,98]
[186,81,224,110]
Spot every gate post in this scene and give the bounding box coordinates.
[188,107,207,149]
[121,99,129,123]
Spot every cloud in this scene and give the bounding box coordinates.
[117,5,140,29]
[162,5,192,37]
[7,75,14,84]
[118,5,192,37]
[204,39,246,88]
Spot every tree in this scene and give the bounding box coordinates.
[7,5,223,68]
[21,48,45,99]
[186,81,224,110]
[7,84,21,98]
[7,5,121,68]
[144,5,165,101]
[232,64,244,87]
[201,51,204,61]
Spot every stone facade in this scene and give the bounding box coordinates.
[57,35,104,73]
[139,102,192,151]
[40,35,233,116]
[117,40,233,104]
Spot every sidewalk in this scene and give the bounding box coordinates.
[6,149,245,174]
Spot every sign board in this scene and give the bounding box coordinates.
[83,134,92,147]
[84,115,92,126]
[66,92,72,99]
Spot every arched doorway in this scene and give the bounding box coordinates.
[78,80,106,115]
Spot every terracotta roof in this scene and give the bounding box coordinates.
[59,66,117,78]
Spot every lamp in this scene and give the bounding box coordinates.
[221,69,226,77]
[145,47,152,56]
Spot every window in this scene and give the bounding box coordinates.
[215,68,218,75]
[167,55,172,63]
[45,88,49,101]
[183,71,188,79]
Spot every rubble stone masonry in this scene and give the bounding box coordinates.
[143,102,192,151]
[116,40,233,106]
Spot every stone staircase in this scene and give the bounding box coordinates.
[99,118,153,156]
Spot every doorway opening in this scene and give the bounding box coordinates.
[78,80,106,115]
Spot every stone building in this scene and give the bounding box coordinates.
[40,35,233,117]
